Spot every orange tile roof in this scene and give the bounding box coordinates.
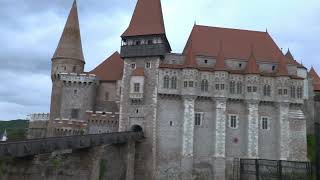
[122,0,166,37]
[52,0,84,62]
[183,25,297,64]
[90,52,123,81]
[184,38,197,68]
[277,54,289,76]
[132,68,144,76]
[310,67,320,91]
[244,46,259,74]
[214,41,227,71]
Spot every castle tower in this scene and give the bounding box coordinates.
[119,0,171,179]
[48,1,97,137]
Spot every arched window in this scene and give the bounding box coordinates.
[171,76,177,89]
[297,86,303,99]
[236,82,243,94]
[201,79,209,92]
[163,75,170,89]
[229,81,236,94]
[290,86,296,98]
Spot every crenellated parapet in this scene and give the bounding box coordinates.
[28,113,50,121]
[53,73,98,85]
[86,111,119,134]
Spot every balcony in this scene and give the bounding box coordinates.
[129,92,144,99]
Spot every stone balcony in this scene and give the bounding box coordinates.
[129,92,144,99]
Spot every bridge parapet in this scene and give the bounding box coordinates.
[0,131,144,158]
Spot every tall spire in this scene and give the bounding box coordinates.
[277,54,289,76]
[52,0,84,62]
[214,41,227,71]
[122,0,166,37]
[244,45,259,74]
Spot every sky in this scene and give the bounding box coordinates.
[0,0,319,120]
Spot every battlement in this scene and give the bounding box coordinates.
[53,118,88,127]
[27,113,50,121]
[86,111,119,123]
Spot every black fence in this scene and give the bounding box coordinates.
[316,123,320,180]
[233,158,312,180]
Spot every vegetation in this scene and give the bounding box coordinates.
[307,134,316,163]
[0,120,28,141]
[99,159,107,180]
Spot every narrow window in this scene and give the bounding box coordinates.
[74,89,77,95]
[146,62,151,68]
[220,84,225,90]
[261,117,269,130]
[239,63,242,68]
[283,89,288,95]
[229,81,235,94]
[204,60,208,64]
[134,83,140,92]
[201,79,209,92]
[189,81,194,87]
[229,115,238,129]
[237,82,243,94]
[252,86,257,92]
[215,84,220,90]
[272,65,276,71]
[195,113,202,126]
[278,89,283,95]
[291,86,296,98]
[131,63,136,69]
[71,109,79,119]
[105,92,109,101]
[72,66,76,73]
[163,75,170,88]
[169,121,173,126]
[171,76,177,89]
[184,81,188,88]
[297,86,303,99]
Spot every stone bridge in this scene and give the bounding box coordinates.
[0,131,144,180]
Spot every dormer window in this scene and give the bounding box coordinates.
[272,65,276,71]
[239,63,242,68]
[204,60,208,64]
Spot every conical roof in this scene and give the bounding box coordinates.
[244,45,259,74]
[214,41,227,71]
[52,0,84,62]
[277,54,289,76]
[122,0,166,37]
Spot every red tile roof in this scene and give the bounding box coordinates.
[244,46,259,74]
[184,38,197,68]
[310,67,320,91]
[122,0,166,37]
[52,0,84,62]
[214,41,227,71]
[132,68,145,76]
[90,52,123,81]
[277,54,289,76]
[183,25,296,64]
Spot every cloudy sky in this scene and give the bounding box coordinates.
[0,0,319,120]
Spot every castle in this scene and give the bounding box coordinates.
[27,0,320,179]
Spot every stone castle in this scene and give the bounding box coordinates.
[27,0,320,179]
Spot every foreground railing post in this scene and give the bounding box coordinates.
[255,159,259,180]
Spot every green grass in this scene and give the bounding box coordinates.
[307,134,316,163]
[0,120,28,141]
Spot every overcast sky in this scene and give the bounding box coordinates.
[0,0,319,120]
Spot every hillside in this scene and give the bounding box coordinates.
[0,120,29,141]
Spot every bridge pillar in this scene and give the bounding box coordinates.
[126,140,136,180]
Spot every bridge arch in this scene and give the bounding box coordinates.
[130,125,143,132]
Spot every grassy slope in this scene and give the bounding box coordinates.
[0,120,28,141]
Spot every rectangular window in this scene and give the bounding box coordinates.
[189,81,194,87]
[297,87,303,99]
[247,86,252,92]
[278,89,283,95]
[252,86,257,92]
[215,84,220,90]
[145,62,151,68]
[134,83,140,92]
[220,84,225,90]
[229,115,238,129]
[261,117,270,130]
[184,81,188,88]
[283,89,288,95]
[71,109,79,119]
[195,113,202,126]
[131,63,136,69]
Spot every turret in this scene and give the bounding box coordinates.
[244,45,260,100]
[120,0,171,58]
[51,0,85,78]
[276,54,290,102]
[213,41,228,98]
